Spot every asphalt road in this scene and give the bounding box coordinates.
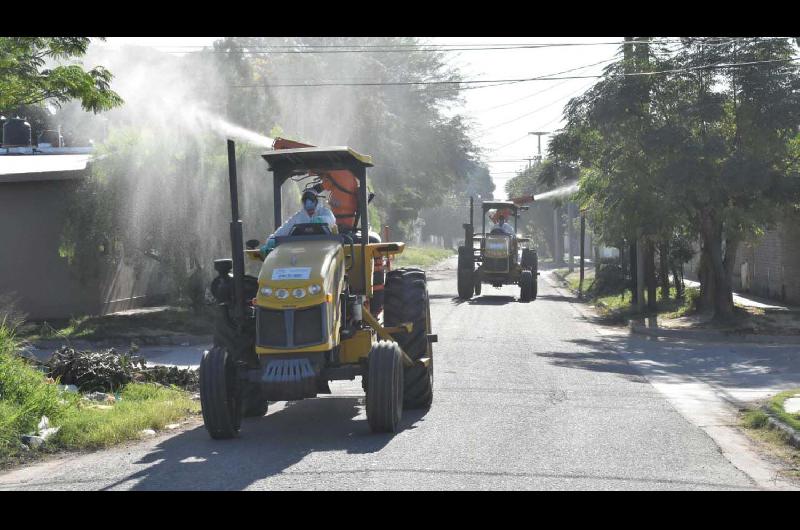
[0,258,768,490]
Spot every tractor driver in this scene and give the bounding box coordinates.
[260,189,337,257]
[491,213,515,236]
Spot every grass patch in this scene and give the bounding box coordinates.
[53,383,198,450]
[553,268,699,324]
[740,401,800,479]
[0,322,199,466]
[393,246,454,268]
[16,306,215,343]
[766,389,800,432]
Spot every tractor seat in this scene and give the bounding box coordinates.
[490,228,512,235]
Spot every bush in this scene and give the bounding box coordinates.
[590,264,630,297]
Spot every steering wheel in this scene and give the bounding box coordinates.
[289,223,332,236]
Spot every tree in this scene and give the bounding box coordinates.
[0,37,122,113]
[550,37,800,320]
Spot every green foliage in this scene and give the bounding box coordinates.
[0,37,122,113]
[549,37,800,319]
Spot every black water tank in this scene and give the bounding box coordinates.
[3,117,32,148]
[38,129,63,147]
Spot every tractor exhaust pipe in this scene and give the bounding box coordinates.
[463,196,474,253]
[227,139,246,322]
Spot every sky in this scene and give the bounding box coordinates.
[103,37,622,199]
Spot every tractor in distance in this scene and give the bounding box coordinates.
[200,139,436,438]
[457,196,539,302]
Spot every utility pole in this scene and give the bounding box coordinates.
[567,203,575,272]
[579,209,586,297]
[528,132,549,164]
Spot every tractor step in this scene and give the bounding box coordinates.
[427,334,438,343]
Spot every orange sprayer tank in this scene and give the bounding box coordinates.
[272,137,359,230]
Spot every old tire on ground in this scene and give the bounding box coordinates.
[520,270,534,302]
[366,340,404,433]
[457,246,474,299]
[200,346,243,439]
[384,268,433,409]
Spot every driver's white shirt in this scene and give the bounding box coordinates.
[492,222,515,235]
[271,205,337,238]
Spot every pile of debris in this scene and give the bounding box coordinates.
[46,346,198,392]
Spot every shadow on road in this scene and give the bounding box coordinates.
[468,295,516,306]
[536,338,649,383]
[100,397,429,491]
[534,294,576,303]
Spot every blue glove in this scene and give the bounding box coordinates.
[259,238,276,258]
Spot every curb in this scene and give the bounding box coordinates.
[629,321,800,346]
[759,406,800,449]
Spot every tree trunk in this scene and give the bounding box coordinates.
[629,241,638,305]
[659,241,670,301]
[671,264,683,298]
[646,240,657,311]
[699,208,735,321]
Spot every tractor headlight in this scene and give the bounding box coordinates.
[275,288,289,300]
[292,287,307,299]
[308,284,322,295]
[260,287,273,297]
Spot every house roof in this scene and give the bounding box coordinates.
[0,154,92,183]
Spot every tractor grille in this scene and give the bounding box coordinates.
[257,308,286,347]
[484,257,509,273]
[294,306,324,345]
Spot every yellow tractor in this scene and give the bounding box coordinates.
[458,197,539,301]
[200,140,436,437]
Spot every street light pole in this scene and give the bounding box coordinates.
[528,131,549,164]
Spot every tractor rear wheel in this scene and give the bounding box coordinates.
[457,246,474,299]
[366,340,404,433]
[200,346,243,439]
[520,270,534,302]
[384,268,433,409]
[242,384,269,417]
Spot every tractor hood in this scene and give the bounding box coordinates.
[255,238,344,309]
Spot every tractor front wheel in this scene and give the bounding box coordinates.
[520,270,534,302]
[366,340,404,433]
[457,247,474,299]
[200,346,243,439]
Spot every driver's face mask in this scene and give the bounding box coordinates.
[304,199,317,212]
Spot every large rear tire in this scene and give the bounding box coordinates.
[384,268,433,409]
[242,384,269,417]
[366,341,404,433]
[457,246,474,300]
[200,346,243,439]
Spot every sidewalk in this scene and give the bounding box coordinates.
[683,278,798,312]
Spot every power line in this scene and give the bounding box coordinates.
[479,79,598,133]
[473,58,617,113]
[230,57,800,89]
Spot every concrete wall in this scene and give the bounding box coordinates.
[685,212,800,305]
[733,215,800,304]
[0,174,171,320]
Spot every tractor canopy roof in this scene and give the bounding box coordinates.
[481,201,518,212]
[262,146,373,175]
